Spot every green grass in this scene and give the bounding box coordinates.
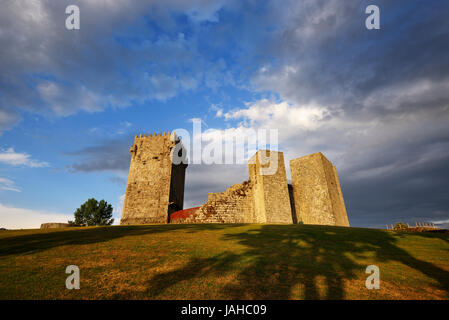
[0,224,448,299]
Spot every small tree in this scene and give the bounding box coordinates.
[71,198,114,226]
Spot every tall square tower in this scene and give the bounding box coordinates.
[120,132,187,225]
[290,152,349,226]
[248,150,293,223]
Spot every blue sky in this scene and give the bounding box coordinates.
[1,0,449,229]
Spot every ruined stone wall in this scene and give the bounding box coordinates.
[173,150,293,224]
[120,132,187,225]
[290,152,349,227]
[40,223,71,229]
[249,150,293,224]
[171,180,254,223]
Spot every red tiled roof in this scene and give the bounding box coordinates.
[170,207,200,221]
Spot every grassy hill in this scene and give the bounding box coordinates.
[1,224,448,299]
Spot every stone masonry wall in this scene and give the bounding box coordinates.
[40,223,71,229]
[290,152,350,227]
[120,132,187,225]
[171,180,254,223]
[322,157,350,226]
[249,150,293,224]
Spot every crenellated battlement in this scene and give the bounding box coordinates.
[134,131,175,140]
[132,131,183,145]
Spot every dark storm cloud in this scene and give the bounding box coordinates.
[244,0,449,227]
[341,147,449,228]
[184,164,248,208]
[66,137,131,173]
[256,0,449,109]
[0,0,231,132]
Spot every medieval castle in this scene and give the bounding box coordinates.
[120,132,350,226]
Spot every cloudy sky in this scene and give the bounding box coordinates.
[1,0,448,229]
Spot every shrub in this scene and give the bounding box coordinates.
[72,198,114,226]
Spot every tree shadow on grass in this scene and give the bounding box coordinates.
[0,224,234,257]
[133,225,449,299]
[114,252,241,299]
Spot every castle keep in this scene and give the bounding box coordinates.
[121,133,350,227]
[120,132,187,225]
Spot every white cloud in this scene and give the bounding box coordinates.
[223,98,329,133]
[0,203,71,229]
[37,80,104,116]
[0,148,49,167]
[0,177,21,192]
[195,98,332,164]
[209,104,223,117]
[112,193,125,225]
[431,218,449,225]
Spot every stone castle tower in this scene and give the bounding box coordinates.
[120,132,187,225]
[290,152,349,226]
[248,150,293,223]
